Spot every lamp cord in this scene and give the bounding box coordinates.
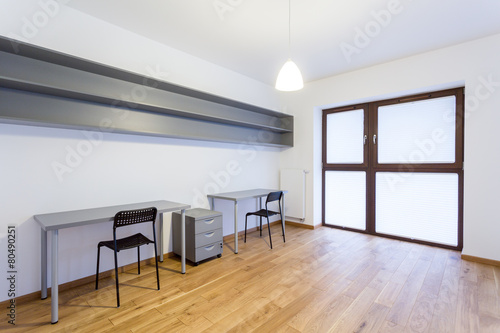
[288,0,291,59]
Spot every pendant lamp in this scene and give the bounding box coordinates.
[275,0,303,91]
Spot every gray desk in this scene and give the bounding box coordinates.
[207,189,286,254]
[34,200,190,324]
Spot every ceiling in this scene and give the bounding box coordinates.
[66,0,500,86]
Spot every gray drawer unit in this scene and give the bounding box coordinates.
[172,208,223,265]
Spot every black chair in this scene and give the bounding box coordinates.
[244,191,285,249]
[95,207,159,307]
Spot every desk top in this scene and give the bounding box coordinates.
[34,200,190,231]
[207,188,286,202]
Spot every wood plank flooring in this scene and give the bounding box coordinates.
[3,225,500,332]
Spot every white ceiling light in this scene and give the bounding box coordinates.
[275,0,303,91]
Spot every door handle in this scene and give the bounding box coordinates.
[363,134,367,144]
[373,134,377,144]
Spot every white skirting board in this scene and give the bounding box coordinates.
[280,169,306,220]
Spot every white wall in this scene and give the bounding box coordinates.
[0,1,284,301]
[282,33,500,262]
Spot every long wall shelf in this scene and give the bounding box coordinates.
[0,36,293,147]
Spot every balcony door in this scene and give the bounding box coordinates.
[322,88,464,250]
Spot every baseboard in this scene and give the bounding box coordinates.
[0,252,175,307]
[285,220,316,229]
[222,219,315,242]
[461,254,500,267]
[222,220,281,241]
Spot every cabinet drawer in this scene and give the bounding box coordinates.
[195,242,222,262]
[195,229,223,247]
[194,216,222,233]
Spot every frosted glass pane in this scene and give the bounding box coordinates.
[378,96,456,163]
[326,109,364,164]
[376,172,458,246]
[325,171,366,230]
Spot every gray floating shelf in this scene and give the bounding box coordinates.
[0,37,293,147]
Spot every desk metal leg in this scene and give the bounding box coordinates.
[159,213,164,262]
[259,197,263,236]
[282,195,286,242]
[181,209,186,274]
[210,197,215,210]
[234,202,238,254]
[41,229,47,300]
[51,229,58,324]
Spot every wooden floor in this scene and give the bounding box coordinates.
[4,225,500,332]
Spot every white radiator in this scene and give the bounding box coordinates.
[280,169,306,220]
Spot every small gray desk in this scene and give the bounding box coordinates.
[34,200,190,324]
[207,189,286,254]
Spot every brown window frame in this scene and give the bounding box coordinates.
[322,88,464,250]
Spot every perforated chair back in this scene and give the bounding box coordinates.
[266,191,283,205]
[114,207,157,229]
[266,191,283,210]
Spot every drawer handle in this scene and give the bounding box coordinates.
[203,219,215,225]
[204,231,215,238]
[204,245,215,251]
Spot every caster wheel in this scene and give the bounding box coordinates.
[194,262,199,266]
[217,254,222,258]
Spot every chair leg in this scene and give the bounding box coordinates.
[244,215,248,243]
[95,246,101,290]
[266,217,273,249]
[113,248,120,308]
[153,244,160,290]
[260,217,262,237]
[281,215,286,243]
[137,247,141,275]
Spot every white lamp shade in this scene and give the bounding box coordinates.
[275,59,304,91]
